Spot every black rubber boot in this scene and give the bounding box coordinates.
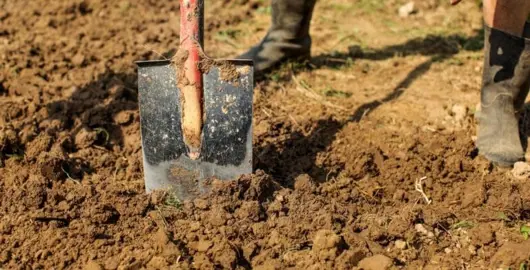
[237,0,317,74]
[476,24,530,167]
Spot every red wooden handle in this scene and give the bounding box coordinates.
[180,0,203,62]
[179,0,204,159]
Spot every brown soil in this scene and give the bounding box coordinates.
[2,0,530,269]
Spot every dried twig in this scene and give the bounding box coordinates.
[155,206,169,229]
[61,165,80,184]
[261,108,272,118]
[288,114,300,127]
[415,177,432,205]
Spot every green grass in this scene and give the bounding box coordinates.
[451,220,475,230]
[164,189,182,209]
[520,224,530,240]
[321,87,352,98]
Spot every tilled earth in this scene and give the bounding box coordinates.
[2,0,530,269]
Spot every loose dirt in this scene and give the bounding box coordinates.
[2,0,530,269]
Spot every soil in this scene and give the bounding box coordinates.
[2,0,530,269]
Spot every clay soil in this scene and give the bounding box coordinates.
[3,0,530,269]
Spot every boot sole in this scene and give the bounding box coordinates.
[483,152,523,168]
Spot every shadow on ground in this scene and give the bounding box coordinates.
[254,30,485,186]
[44,71,137,179]
[44,31,484,185]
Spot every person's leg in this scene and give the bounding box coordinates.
[476,0,530,166]
[237,0,317,74]
[483,0,530,36]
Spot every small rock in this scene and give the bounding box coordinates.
[398,2,416,17]
[395,240,407,250]
[511,162,530,180]
[444,248,452,254]
[427,232,435,238]
[415,224,429,235]
[358,254,393,270]
[451,104,468,123]
[114,111,132,125]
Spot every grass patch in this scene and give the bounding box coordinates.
[322,87,352,98]
[164,189,182,209]
[520,224,530,240]
[451,220,474,230]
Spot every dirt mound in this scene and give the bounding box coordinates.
[2,0,530,269]
[3,119,530,269]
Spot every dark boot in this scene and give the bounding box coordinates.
[237,0,317,74]
[514,22,530,111]
[476,24,530,167]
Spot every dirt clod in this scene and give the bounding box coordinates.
[85,260,103,270]
[114,111,133,125]
[312,230,344,261]
[511,161,530,179]
[395,240,407,250]
[358,254,393,270]
[75,128,97,149]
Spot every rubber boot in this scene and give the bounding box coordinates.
[476,24,530,167]
[237,0,317,74]
[515,22,530,111]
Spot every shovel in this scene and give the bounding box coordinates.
[136,0,254,200]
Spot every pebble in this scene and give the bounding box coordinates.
[398,2,416,17]
[395,240,407,250]
[511,162,530,180]
[451,104,467,123]
[415,224,429,235]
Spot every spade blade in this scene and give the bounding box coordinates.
[137,59,254,200]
